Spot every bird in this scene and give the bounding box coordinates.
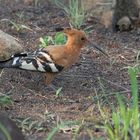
[0,27,107,85]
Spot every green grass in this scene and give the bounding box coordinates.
[51,0,87,29]
[0,93,13,107]
[17,117,47,134]
[103,66,140,140]
[0,94,13,140]
[0,19,32,32]
[0,122,12,140]
[55,87,63,97]
[44,121,80,140]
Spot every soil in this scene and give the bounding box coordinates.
[0,0,140,140]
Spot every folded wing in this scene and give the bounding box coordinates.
[0,48,64,73]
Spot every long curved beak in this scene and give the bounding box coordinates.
[87,40,109,57]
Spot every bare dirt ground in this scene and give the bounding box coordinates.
[0,0,140,140]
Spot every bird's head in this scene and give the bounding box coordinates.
[56,27,87,45]
[55,27,108,56]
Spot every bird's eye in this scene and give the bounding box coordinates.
[81,37,85,41]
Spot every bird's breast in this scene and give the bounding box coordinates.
[65,52,81,68]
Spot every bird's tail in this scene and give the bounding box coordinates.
[0,58,14,68]
[0,53,27,69]
[0,61,9,68]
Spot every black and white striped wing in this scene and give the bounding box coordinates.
[11,49,64,73]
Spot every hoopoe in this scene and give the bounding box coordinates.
[0,28,107,85]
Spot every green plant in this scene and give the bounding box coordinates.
[55,87,63,97]
[52,0,87,28]
[0,19,32,32]
[39,36,53,47]
[45,119,105,140]
[0,122,12,140]
[132,50,140,73]
[10,21,32,32]
[54,32,66,45]
[104,67,139,140]
[45,121,79,140]
[0,93,13,107]
[17,117,46,134]
[39,32,66,48]
[16,11,25,21]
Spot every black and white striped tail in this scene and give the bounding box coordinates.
[0,49,64,73]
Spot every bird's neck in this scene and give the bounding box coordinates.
[65,37,82,52]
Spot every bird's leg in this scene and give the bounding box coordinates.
[44,73,58,91]
[44,73,55,85]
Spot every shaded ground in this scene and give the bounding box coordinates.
[0,0,140,139]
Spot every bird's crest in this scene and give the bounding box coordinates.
[55,27,81,35]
